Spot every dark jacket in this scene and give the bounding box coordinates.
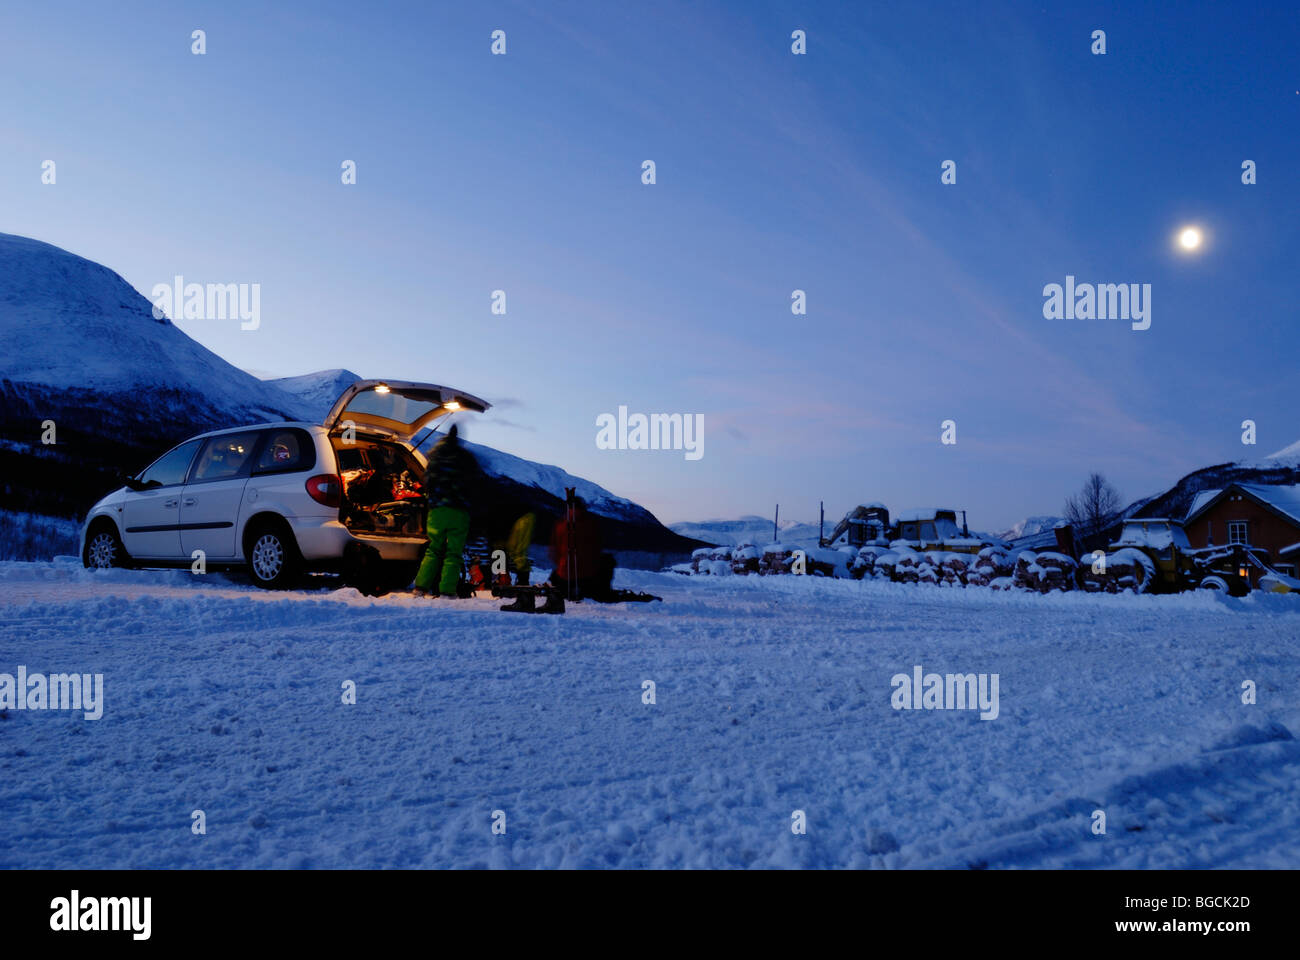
[423,429,477,512]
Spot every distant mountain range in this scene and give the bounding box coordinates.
[997,516,1063,542]
[669,515,824,548]
[0,233,701,559]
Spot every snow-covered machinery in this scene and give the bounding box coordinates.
[826,505,989,554]
[1075,518,1266,595]
[825,503,891,548]
[824,504,1002,585]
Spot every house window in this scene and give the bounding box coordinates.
[1277,563,1296,577]
[1227,521,1249,545]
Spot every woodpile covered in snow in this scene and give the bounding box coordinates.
[672,534,1169,598]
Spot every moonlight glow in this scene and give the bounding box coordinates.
[1178,226,1203,251]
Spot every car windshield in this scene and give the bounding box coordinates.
[138,439,202,488]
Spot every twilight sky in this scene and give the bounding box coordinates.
[2,0,1296,530]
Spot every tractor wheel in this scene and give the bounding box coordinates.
[1113,548,1156,595]
[1199,575,1230,592]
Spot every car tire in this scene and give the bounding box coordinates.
[382,560,420,593]
[83,521,129,570]
[245,519,303,589]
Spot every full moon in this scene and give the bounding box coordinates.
[1178,226,1203,251]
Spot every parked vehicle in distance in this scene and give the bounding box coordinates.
[1077,518,1266,596]
[80,380,489,588]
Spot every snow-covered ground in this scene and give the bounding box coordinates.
[1,559,1298,869]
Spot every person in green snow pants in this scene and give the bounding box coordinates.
[414,505,470,596]
[413,424,478,597]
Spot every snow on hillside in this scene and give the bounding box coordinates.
[263,368,361,420]
[0,233,307,422]
[670,515,822,548]
[462,440,644,522]
[999,515,1064,541]
[1265,438,1300,461]
[2,560,1298,868]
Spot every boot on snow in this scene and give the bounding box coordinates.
[500,591,537,613]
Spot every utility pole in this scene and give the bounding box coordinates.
[819,501,825,546]
[773,504,779,544]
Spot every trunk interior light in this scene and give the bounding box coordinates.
[374,384,390,394]
[444,400,461,410]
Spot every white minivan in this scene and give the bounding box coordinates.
[80,379,489,588]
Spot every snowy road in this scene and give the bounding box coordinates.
[2,560,1298,868]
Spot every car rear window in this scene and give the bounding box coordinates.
[344,389,440,427]
[253,428,315,475]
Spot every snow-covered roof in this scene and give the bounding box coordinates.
[897,508,951,522]
[1116,519,1190,550]
[1186,483,1300,528]
[1186,489,1222,520]
[1238,484,1300,525]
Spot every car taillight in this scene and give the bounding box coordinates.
[306,474,342,508]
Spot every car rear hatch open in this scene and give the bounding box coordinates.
[324,379,491,443]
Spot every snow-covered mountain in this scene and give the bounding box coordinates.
[998,515,1064,541]
[670,515,823,548]
[0,232,309,520]
[0,233,309,422]
[264,368,360,420]
[1264,438,1300,462]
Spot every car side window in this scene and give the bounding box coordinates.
[138,440,203,488]
[190,432,260,483]
[252,428,315,475]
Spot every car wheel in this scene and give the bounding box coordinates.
[246,521,302,589]
[382,560,420,593]
[83,523,128,570]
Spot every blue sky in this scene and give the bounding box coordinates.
[2,0,1296,529]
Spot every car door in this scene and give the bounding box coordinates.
[179,431,261,560]
[120,439,202,559]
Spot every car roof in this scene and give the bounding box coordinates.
[186,421,324,442]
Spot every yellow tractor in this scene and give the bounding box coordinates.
[1076,518,1260,596]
